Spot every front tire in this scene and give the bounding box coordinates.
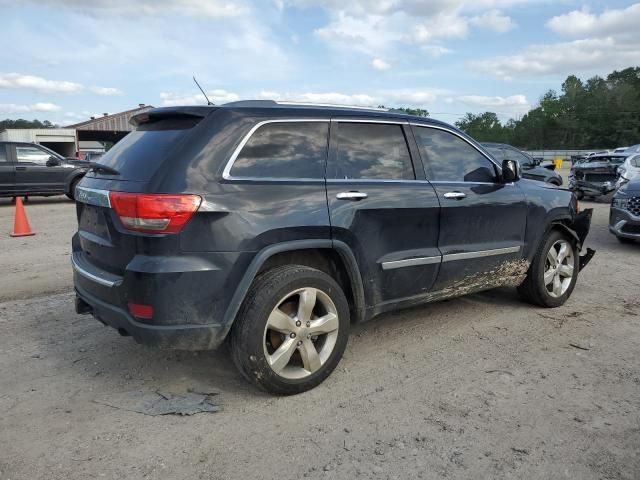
[230,265,350,395]
[518,229,579,308]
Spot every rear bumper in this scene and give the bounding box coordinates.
[75,285,225,350]
[609,207,640,239]
[71,240,254,350]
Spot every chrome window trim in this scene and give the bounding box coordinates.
[71,254,120,288]
[74,186,111,208]
[442,245,521,263]
[332,118,408,125]
[381,255,441,270]
[222,118,330,181]
[326,178,432,184]
[409,122,501,171]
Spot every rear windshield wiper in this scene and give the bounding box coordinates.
[83,162,120,176]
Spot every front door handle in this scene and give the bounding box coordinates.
[443,191,466,200]
[336,191,368,201]
[15,166,27,171]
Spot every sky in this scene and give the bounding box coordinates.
[0,0,638,126]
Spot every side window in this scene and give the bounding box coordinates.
[16,145,50,166]
[330,123,414,180]
[631,156,640,168]
[0,145,8,162]
[413,127,497,183]
[230,121,329,179]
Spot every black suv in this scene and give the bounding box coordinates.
[72,101,593,394]
[0,141,88,200]
[482,143,563,186]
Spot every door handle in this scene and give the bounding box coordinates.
[336,191,368,201]
[15,166,27,171]
[443,191,466,200]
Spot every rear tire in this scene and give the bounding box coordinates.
[230,265,350,395]
[518,229,579,308]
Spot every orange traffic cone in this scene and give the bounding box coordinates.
[10,197,35,237]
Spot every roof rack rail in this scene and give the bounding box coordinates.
[221,99,389,112]
[275,101,389,111]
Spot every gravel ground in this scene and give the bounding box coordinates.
[0,189,639,480]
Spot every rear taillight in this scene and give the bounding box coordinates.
[109,192,201,234]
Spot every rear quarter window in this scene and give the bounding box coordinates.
[229,121,329,179]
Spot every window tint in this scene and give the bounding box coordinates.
[230,121,329,178]
[331,123,414,180]
[414,127,497,183]
[0,145,7,162]
[631,155,640,168]
[16,146,50,165]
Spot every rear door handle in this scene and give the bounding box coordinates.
[336,191,368,201]
[15,166,27,171]
[443,191,466,200]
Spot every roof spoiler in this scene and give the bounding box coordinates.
[130,106,216,127]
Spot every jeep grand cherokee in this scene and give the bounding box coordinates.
[72,101,594,394]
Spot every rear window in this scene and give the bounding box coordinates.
[90,117,199,181]
[229,121,329,179]
[329,122,414,180]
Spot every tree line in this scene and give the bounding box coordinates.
[454,67,640,149]
[0,119,56,130]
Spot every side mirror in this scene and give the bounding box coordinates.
[46,156,61,167]
[502,159,521,183]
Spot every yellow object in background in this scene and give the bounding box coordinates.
[554,158,563,170]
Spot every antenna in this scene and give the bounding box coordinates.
[193,76,213,105]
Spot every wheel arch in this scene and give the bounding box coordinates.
[220,239,366,340]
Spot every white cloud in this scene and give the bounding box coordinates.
[160,88,445,109]
[457,94,529,114]
[0,73,83,93]
[160,89,241,106]
[287,0,532,58]
[470,10,515,33]
[0,73,123,97]
[546,4,640,37]
[371,58,391,70]
[9,0,249,18]
[473,4,640,79]
[89,86,123,96]
[0,103,61,114]
[421,45,454,58]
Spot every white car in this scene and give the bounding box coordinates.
[616,153,640,189]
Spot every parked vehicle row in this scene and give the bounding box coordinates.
[71,101,594,394]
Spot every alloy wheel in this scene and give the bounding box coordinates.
[263,287,339,380]
[544,239,575,298]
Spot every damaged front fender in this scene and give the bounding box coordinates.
[553,208,595,271]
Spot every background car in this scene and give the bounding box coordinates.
[569,153,626,199]
[482,142,563,185]
[610,177,640,243]
[0,141,89,200]
[615,153,640,189]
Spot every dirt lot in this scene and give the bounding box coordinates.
[0,190,639,480]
